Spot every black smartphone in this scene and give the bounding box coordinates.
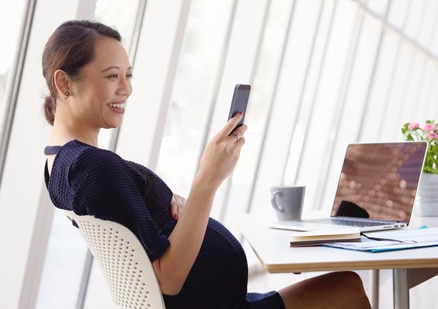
[227,84,251,134]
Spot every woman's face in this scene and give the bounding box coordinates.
[70,36,133,130]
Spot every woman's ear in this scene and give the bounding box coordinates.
[53,69,71,99]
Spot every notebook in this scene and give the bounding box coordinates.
[269,141,428,233]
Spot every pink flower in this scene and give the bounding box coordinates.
[429,132,438,139]
[423,123,436,131]
[408,122,419,130]
[402,120,438,174]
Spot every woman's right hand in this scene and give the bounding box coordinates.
[156,113,247,295]
[197,112,247,189]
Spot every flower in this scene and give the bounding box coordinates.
[402,120,438,174]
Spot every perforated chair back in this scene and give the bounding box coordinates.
[64,210,165,309]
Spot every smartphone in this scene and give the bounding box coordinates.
[228,84,251,134]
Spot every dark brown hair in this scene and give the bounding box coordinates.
[42,20,122,125]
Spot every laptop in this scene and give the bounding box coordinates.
[268,141,428,233]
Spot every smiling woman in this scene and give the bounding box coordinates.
[40,19,370,309]
[41,21,131,137]
[53,36,131,132]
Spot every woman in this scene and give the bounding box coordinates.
[42,20,371,308]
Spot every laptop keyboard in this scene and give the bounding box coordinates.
[310,217,387,227]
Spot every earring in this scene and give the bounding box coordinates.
[64,91,70,99]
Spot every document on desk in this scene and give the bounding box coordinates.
[323,227,438,253]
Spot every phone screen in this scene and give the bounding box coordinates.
[228,84,251,134]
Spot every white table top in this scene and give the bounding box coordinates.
[238,214,438,273]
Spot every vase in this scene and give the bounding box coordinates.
[414,173,438,217]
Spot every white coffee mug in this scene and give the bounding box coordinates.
[270,185,305,221]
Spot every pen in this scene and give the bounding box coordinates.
[361,233,417,244]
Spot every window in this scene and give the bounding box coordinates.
[2,0,438,307]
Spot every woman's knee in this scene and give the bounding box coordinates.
[340,271,365,287]
[327,271,365,290]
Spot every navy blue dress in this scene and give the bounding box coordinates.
[44,140,284,309]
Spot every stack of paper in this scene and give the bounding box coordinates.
[324,227,438,252]
[289,228,361,246]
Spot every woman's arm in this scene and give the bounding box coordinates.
[153,113,247,295]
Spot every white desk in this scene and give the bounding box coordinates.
[238,214,438,309]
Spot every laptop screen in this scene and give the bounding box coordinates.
[331,142,427,222]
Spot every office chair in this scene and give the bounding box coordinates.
[64,210,165,309]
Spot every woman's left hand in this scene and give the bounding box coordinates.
[170,193,186,220]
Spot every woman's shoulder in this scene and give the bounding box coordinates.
[63,139,120,159]
[55,140,125,172]
[54,140,164,187]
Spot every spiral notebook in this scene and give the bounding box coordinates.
[269,141,428,233]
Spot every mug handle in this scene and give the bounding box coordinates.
[271,191,285,212]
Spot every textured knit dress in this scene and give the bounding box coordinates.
[44,140,285,309]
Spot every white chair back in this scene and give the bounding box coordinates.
[64,210,165,309]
